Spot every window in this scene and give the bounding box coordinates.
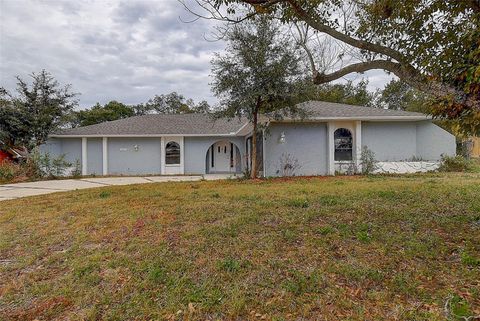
[165,141,180,165]
[334,128,353,161]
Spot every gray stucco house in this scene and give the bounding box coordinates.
[41,101,456,177]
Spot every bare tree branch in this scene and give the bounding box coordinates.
[179,0,257,24]
[313,59,479,109]
[291,23,318,76]
[313,60,404,84]
[284,0,409,64]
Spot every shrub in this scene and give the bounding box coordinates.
[241,166,251,179]
[71,159,82,178]
[438,155,475,172]
[28,151,72,178]
[0,161,24,183]
[277,153,301,177]
[1,150,74,181]
[360,146,377,175]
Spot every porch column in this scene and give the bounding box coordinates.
[102,137,108,175]
[180,136,185,174]
[160,137,165,175]
[327,122,335,175]
[81,137,87,176]
[355,121,362,172]
[262,129,266,177]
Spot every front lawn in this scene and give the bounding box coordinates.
[1,173,479,320]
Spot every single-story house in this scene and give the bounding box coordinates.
[41,101,456,176]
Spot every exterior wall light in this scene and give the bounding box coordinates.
[279,132,286,144]
[133,145,139,151]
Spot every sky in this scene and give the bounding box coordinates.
[0,0,392,109]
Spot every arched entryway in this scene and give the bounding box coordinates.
[205,141,242,174]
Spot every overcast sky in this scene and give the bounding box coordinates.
[0,0,392,109]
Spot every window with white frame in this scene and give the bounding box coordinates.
[165,141,180,165]
[334,128,353,161]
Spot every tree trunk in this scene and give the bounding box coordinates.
[250,97,261,179]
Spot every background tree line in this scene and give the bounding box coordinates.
[0,68,428,153]
[71,92,211,127]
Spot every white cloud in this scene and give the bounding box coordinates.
[0,0,391,109]
[0,0,223,108]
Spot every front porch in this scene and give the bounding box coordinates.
[205,140,242,174]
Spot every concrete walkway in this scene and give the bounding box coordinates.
[0,174,236,201]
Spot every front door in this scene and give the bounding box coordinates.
[211,141,233,173]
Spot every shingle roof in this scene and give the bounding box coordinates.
[52,101,430,137]
[53,114,249,136]
[289,101,429,119]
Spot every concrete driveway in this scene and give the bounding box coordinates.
[0,174,236,201]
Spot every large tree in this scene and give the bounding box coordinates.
[0,89,31,148]
[306,79,378,107]
[71,93,211,127]
[186,0,480,134]
[145,92,211,114]
[211,16,305,178]
[378,79,428,112]
[72,101,135,127]
[0,70,78,150]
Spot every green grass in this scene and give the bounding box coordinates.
[1,173,480,320]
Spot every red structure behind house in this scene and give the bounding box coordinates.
[0,150,12,163]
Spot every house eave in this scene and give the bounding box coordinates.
[270,115,431,122]
[49,133,244,138]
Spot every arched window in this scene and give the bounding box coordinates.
[165,141,180,164]
[334,128,353,161]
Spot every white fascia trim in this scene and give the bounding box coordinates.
[49,133,241,138]
[272,115,431,122]
[234,121,252,135]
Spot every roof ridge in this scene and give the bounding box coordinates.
[53,112,249,136]
[299,100,426,116]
